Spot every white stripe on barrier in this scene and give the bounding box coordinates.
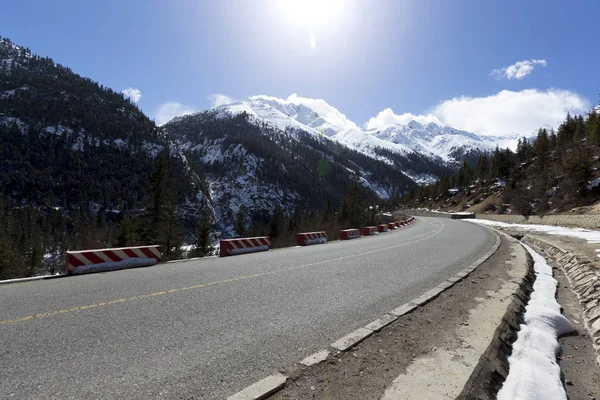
[113,249,129,260]
[132,248,146,258]
[95,252,113,263]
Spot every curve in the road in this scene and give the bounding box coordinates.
[0,217,496,399]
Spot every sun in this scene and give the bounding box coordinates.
[277,0,342,28]
[273,0,344,49]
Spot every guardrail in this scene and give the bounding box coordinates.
[220,237,271,257]
[362,226,378,236]
[340,229,360,240]
[296,231,328,246]
[66,245,162,274]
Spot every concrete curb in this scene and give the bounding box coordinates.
[299,350,330,367]
[458,235,535,399]
[228,222,500,400]
[327,228,502,355]
[227,374,287,400]
[0,274,64,285]
[521,234,600,367]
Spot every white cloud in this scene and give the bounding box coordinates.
[286,93,359,131]
[208,94,234,107]
[492,59,547,80]
[121,87,142,103]
[432,89,589,137]
[154,102,197,126]
[366,109,444,130]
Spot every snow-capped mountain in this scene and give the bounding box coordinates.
[209,94,493,168]
[164,110,432,236]
[211,94,359,137]
[365,120,491,165]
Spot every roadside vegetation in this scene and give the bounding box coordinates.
[403,108,600,215]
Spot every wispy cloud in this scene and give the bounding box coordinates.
[154,102,197,125]
[286,93,359,131]
[208,94,234,107]
[432,89,589,136]
[491,59,547,80]
[365,89,589,140]
[121,87,142,103]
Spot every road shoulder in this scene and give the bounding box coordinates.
[269,233,527,399]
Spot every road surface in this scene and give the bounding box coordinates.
[0,217,496,399]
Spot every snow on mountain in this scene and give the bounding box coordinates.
[209,95,493,168]
[212,94,358,137]
[366,119,490,163]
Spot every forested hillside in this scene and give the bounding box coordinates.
[165,110,433,234]
[0,36,208,278]
[403,109,600,215]
[0,36,430,279]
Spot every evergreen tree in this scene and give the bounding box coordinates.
[234,205,247,238]
[193,206,213,257]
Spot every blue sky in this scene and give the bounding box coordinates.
[2,0,598,136]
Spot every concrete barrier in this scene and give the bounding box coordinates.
[66,245,162,274]
[220,237,271,257]
[377,224,389,233]
[296,231,328,246]
[388,223,396,230]
[362,226,378,236]
[340,229,360,240]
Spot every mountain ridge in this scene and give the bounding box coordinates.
[201,94,498,169]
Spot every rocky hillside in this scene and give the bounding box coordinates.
[164,110,437,235]
[403,110,600,216]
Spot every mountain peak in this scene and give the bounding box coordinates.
[212,94,359,136]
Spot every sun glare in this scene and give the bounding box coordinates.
[273,0,344,49]
[279,0,342,28]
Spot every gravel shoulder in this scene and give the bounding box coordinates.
[554,262,600,399]
[480,226,600,400]
[270,234,527,400]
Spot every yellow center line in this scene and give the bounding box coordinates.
[1,221,444,326]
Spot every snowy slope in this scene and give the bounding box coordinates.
[208,95,492,168]
[210,94,358,137]
[366,120,491,163]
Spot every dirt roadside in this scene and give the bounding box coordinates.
[482,227,600,399]
[270,235,527,400]
[554,262,600,400]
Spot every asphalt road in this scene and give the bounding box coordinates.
[0,217,496,399]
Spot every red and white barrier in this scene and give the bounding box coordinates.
[340,228,360,240]
[66,245,162,275]
[388,223,397,230]
[398,217,416,226]
[362,226,378,236]
[296,231,328,246]
[377,224,389,233]
[220,236,271,257]
[395,222,400,228]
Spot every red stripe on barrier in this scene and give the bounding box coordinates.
[123,249,138,258]
[140,247,158,260]
[103,250,123,262]
[68,254,85,267]
[82,251,105,264]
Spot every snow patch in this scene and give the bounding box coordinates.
[496,244,575,400]
[470,219,600,244]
